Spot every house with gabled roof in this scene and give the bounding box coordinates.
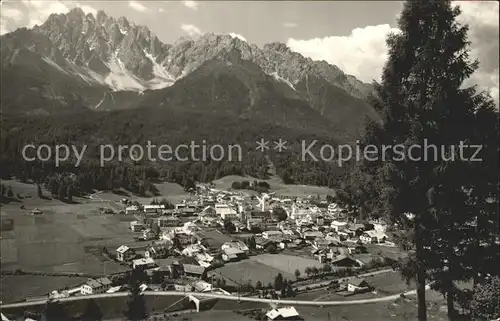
[116,245,135,262]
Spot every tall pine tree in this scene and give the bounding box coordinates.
[344,1,498,320]
[123,269,148,321]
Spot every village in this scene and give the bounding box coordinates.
[11,179,407,320]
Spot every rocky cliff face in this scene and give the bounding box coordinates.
[1,7,379,140]
[3,7,373,97]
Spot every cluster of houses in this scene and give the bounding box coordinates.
[118,184,393,270]
[42,184,392,301]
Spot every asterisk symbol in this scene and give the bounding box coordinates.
[256,138,269,152]
[274,139,287,152]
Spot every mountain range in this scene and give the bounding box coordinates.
[1,8,380,142]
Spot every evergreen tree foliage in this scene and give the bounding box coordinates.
[339,1,499,320]
[81,299,103,321]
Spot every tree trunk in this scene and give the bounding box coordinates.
[446,243,456,320]
[415,221,428,321]
[446,285,455,320]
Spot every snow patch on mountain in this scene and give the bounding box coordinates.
[143,50,175,89]
[270,71,296,91]
[103,51,146,91]
[42,57,70,75]
[94,92,106,109]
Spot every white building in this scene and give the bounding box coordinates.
[132,257,158,270]
[125,206,139,215]
[360,230,388,244]
[328,203,343,215]
[262,230,283,239]
[214,203,239,220]
[289,204,311,220]
[221,241,249,254]
[81,277,112,295]
[144,204,165,214]
[130,221,145,232]
[116,245,135,262]
[331,220,348,232]
[266,307,300,320]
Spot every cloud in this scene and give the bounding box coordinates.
[128,1,148,12]
[287,2,498,105]
[283,22,298,28]
[229,33,247,42]
[2,8,24,22]
[454,1,499,103]
[183,1,198,10]
[287,24,398,84]
[0,0,98,34]
[75,3,98,16]
[1,0,73,34]
[181,23,202,36]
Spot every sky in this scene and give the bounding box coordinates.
[0,0,498,102]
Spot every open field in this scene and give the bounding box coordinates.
[212,175,336,198]
[0,202,142,271]
[0,202,137,302]
[1,295,184,320]
[95,181,191,205]
[166,310,256,321]
[249,253,323,275]
[0,275,87,303]
[214,259,295,286]
[0,180,191,303]
[368,272,414,296]
[140,294,450,321]
[214,253,323,286]
[213,259,292,286]
[295,296,449,321]
[365,243,407,261]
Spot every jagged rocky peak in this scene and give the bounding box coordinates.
[96,10,108,26]
[117,16,130,31]
[263,42,290,53]
[4,7,373,96]
[66,7,85,22]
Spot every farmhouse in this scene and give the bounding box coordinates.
[192,280,213,292]
[200,215,218,227]
[80,277,112,295]
[183,264,207,279]
[249,211,272,220]
[132,257,158,270]
[125,206,139,215]
[30,208,43,215]
[303,230,324,241]
[156,216,181,227]
[116,245,135,262]
[195,252,214,267]
[331,220,348,232]
[331,255,361,268]
[263,230,283,239]
[142,229,157,240]
[255,237,276,250]
[182,244,206,257]
[360,230,388,244]
[328,203,343,215]
[214,203,239,220]
[144,204,165,214]
[176,233,195,246]
[222,247,246,262]
[130,221,145,232]
[266,306,301,320]
[347,278,372,293]
[145,244,170,259]
[221,241,249,254]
